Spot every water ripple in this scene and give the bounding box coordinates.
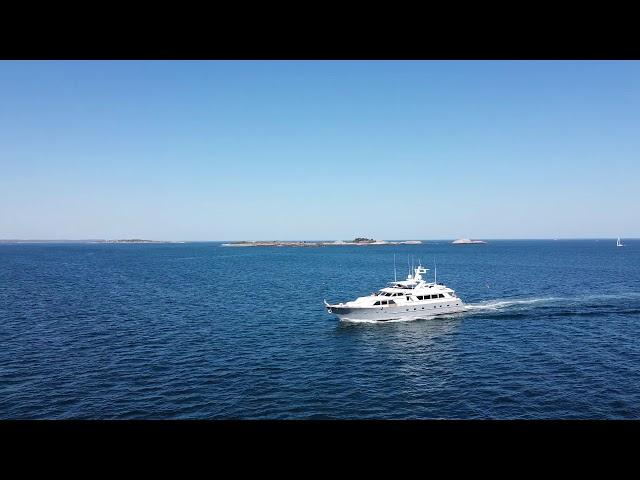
[1,240,640,418]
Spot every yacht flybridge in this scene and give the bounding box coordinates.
[324,262,466,321]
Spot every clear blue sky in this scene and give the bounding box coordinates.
[1,60,638,240]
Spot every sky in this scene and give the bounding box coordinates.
[1,60,639,240]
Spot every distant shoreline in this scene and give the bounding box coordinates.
[0,238,635,244]
[0,239,185,244]
[95,239,186,244]
[221,240,423,247]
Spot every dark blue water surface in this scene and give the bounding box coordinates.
[1,240,639,419]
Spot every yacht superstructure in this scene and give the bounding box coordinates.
[324,263,466,321]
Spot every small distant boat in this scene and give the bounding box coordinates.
[617,237,624,247]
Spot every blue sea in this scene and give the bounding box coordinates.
[1,240,639,419]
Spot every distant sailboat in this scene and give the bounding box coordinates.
[617,237,624,247]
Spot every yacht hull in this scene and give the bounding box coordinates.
[326,301,467,322]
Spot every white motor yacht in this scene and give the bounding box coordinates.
[324,262,466,321]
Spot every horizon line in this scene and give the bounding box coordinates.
[0,237,637,243]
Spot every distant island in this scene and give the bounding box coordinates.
[96,239,185,244]
[221,238,423,247]
[452,238,487,244]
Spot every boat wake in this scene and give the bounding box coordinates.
[465,297,566,311]
[466,292,640,318]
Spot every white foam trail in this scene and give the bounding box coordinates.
[466,297,565,311]
[466,291,640,313]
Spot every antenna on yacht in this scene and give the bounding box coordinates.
[434,257,437,284]
[393,253,397,282]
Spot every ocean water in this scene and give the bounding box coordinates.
[1,239,639,419]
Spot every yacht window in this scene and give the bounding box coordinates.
[382,300,388,305]
[388,300,396,305]
[438,294,445,298]
[417,296,423,300]
[374,301,380,306]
